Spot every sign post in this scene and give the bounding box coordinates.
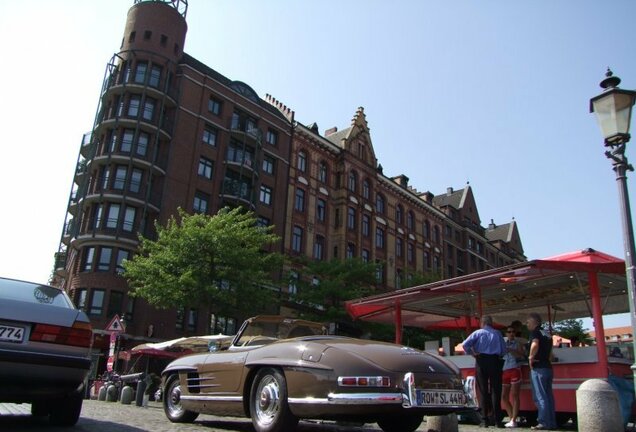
[105,315,125,372]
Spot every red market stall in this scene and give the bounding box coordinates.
[345,248,634,425]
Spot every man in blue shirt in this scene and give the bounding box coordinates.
[463,315,507,428]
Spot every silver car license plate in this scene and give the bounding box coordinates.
[416,389,466,406]
[0,324,26,343]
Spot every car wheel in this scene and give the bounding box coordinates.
[49,392,83,426]
[377,414,423,432]
[250,367,299,432]
[163,374,199,423]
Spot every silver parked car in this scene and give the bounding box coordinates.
[0,277,93,425]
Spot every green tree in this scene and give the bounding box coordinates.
[123,207,283,318]
[290,257,378,324]
[553,318,593,345]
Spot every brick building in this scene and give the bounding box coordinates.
[53,0,525,358]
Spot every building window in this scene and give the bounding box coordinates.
[93,204,103,229]
[424,251,431,269]
[121,130,134,152]
[97,247,112,271]
[316,199,326,222]
[188,309,198,332]
[175,308,185,330]
[82,247,95,272]
[123,206,136,232]
[227,139,254,166]
[143,30,152,40]
[76,289,87,311]
[193,191,209,213]
[361,249,370,263]
[107,291,124,319]
[407,242,414,263]
[203,126,218,146]
[113,166,127,190]
[347,207,356,230]
[346,243,355,259]
[208,97,221,115]
[262,156,274,174]
[134,62,147,84]
[318,162,328,183]
[376,194,385,214]
[348,171,357,193]
[396,205,404,225]
[424,220,431,240]
[294,188,305,212]
[362,179,370,200]
[256,216,270,227]
[136,132,148,156]
[434,226,440,244]
[142,98,155,121]
[292,226,303,253]
[314,235,325,260]
[396,269,403,290]
[288,271,299,295]
[130,169,142,193]
[106,204,120,229]
[297,151,307,172]
[396,237,403,257]
[434,255,440,272]
[447,244,454,259]
[198,157,214,179]
[376,227,385,249]
[266,129,278,146]
[376,261,384,283]
[116,249,130,274]
[362,214,370,237]
[128,95,140,117]
[89,289,105,316]
[260,185,272,205]
[407,211,414,230]
[101,167,110,190]
[149,65,161,88]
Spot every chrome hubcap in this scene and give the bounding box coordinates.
[168,382,184,417]
[255,375,280,426]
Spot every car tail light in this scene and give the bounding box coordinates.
[30,321,93,348]
[338,376,391,387]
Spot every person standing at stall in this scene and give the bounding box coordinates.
[462,315,507,428]
[527,312,556,430]
[501,325,525,428]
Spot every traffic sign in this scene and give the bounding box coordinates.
[105,314,125,332]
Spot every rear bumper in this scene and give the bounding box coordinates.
[0,348,90,402]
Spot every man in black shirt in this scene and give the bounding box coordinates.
[526,312,556,430]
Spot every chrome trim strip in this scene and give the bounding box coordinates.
[180,395,242,402]
[288,393,404,405]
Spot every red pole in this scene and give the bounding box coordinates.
[395,300,402,345]
[589,271,609,377]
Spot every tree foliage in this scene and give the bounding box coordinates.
[553,318,593,345]
[123,207,283,318]
[290,257,378,323]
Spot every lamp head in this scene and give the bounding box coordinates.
[590,69,636,146]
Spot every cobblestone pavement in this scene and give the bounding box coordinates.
[0,400,582,432]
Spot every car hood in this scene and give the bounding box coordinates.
[317,338,459,375]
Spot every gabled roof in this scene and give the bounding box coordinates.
[325,127,352,147]
[433,188,465,209]
[486,221,515,242]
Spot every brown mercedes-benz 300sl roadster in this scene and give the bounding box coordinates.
[162,316,470,432]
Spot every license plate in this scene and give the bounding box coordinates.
[416,389,466,406]
[0,324,26,343]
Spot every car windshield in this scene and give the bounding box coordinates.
[234,318,325,346]
[0,278,73,308]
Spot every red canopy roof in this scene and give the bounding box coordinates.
[345,249,627,329]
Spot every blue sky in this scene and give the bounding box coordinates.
[1,0,635,330]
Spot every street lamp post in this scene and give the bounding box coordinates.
[590,69,636,388]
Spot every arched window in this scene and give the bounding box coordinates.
[348,171,357,193]
[297,151,307,172]
[318,161,328,183]
[407,211,414,230]
[396,205,403,225]
[376,194,385,214]
[362,179,370,199]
